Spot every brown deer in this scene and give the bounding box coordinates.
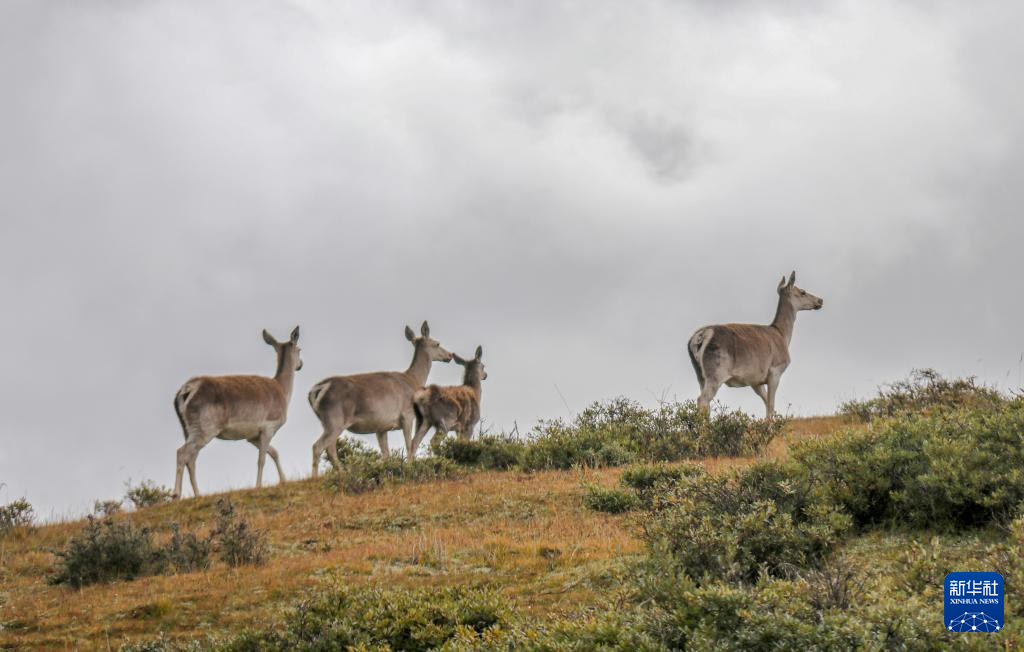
[308,321,452,472]
[172,326,302,499]
[688,271,822,418]
[411,345,487,455]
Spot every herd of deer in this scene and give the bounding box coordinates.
[171,271,822,499]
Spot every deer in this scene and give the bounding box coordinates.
[172,326,302,499]
[411,345,487,455]
[687,271,822,419]
[308,321,453,473]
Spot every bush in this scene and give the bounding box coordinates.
[124,479,173,509]
[327,451,461,495]
[641,463,851,584]
[163,524,212,573]
[211,499,266,567]
[51,500,258,586]
[50,516,164,587]
[631,564,954,651]
[430,433,525,470]
[621,462,704,494]
[432,399,783,476]
[583,484,641,514]
[839,368,1005,421]
[520,420,637,471]
[792,403,1024,529]
[518,398,783,472]
[0,497,34,534]
[222,585,505,651]
[93,499,123,517]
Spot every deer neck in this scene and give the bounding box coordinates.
[771,295,797,344]
[406,344,432,386]
[273,352,297,401]
[463,371,483,396]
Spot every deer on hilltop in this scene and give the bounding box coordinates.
[412,345,487,455]
[308,321,452,472]
[688,272,823,418]
[172,326,302,499]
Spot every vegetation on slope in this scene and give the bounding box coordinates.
[3,374,1024,650]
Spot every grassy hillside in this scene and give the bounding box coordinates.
[6,377,1024,651]
[1,415,844,650]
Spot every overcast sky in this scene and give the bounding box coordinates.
[2,0,1022,517]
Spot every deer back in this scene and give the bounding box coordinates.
[176,375,288,430]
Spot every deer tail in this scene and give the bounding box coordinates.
[687,328,713,389]
[308,380,332,417]
[174,380,199,440]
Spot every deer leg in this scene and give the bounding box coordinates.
[267,445,285,483]
[250,437,285,485]
[174,444,188,499]
[697,378,722,412]
[175,440,202,499]
[411,418,432,455]
[187,457,199,497]
[312,426,342,478]
[751,384,769,412]
[401,417,416,462]
[376,432,390,458]
[765,372,782,419]
[256,444,267,489]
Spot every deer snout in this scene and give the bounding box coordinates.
[814,298,824,310]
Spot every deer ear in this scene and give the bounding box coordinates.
[262,329,277,346]
[452,353,467,366]
[405,325,416,342]
[475,345,483,360]
[777,276,787,293]
[290,326,300,344]
[788,271,796,287]
[420,321,430,338]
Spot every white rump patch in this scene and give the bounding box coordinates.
[309,381,331,412]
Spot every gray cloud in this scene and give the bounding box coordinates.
[1,0,1021,516]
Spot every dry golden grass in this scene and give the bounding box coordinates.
[0,415,852,650]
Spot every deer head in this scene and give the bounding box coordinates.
[777,271,823,311]
[453,345,487,384]
[404,320,453,363]
[262,326,303,370]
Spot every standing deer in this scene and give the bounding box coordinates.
[172,326,302,499]
[308,321,452,472]
[688,271,822,418]
[411,345,487,455]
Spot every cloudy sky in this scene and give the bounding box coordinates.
[2,0,1022,517]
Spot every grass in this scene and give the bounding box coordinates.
[0,415,850,650]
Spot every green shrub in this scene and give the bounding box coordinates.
[583,484,641,514]
[520,420,637,471]
[621,462,704,494]
[124,479,174,509]
[641,464,851,584]
[839,368,1005,421]
[518,398,783,472]
[0,497,34,533]
[431,399,783,476]
[211,499,266,567]
[792,403,1024,529]
[163,524,212,573]
[328,454,462,494]
[93,499,123,517]
[430,433,525,470]
[50,516,164,587]
[222,585,505,651]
